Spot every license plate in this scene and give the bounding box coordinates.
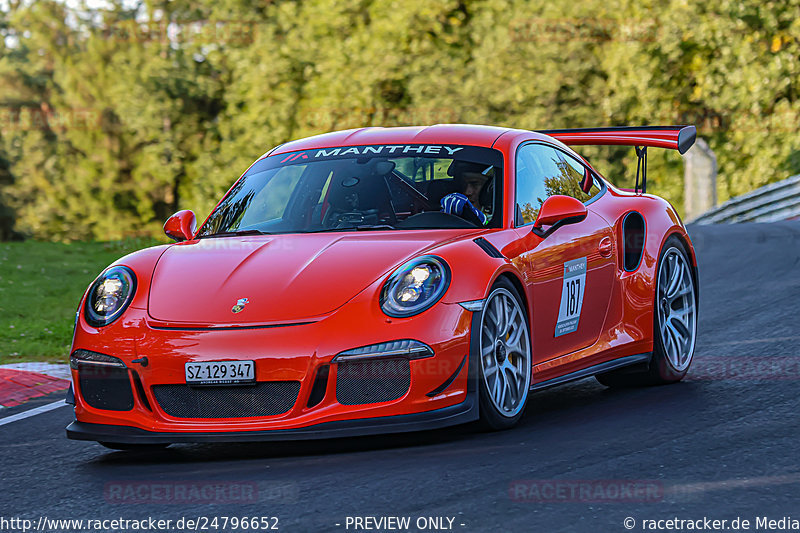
[185,360,255,386]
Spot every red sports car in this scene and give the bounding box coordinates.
[66,124,699,448]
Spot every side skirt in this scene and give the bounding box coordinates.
[530,353,652,391]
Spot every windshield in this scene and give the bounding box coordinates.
[198,144,504,236]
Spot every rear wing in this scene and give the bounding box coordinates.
[538,125,697,193]
[540,125,696,154]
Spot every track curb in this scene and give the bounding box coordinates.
[0,363,71,408]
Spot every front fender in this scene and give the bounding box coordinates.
[433,229,529,304]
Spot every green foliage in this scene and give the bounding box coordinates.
[1,0,798,240]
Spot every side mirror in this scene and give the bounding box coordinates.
[532,196,587,238]
[164,210,197,242]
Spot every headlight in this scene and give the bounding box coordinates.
[84,266,137,327]
[380,256,450,317]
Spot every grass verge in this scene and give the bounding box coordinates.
[0,238,163,364]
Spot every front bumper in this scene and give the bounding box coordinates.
[68,295,479,441]
[66,394,477,443]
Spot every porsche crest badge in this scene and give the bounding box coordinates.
[231,298,249,313]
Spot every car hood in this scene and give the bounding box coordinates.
[147,231,471,324]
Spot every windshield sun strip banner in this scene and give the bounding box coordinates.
[254,145,504,171]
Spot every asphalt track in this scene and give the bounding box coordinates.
[1,221,799,533]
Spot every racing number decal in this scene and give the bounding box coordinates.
[555,257,587,337]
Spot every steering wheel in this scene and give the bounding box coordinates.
[454,205,484,227]
[327,209,385,228]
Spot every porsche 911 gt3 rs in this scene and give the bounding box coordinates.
[65,124,699,449]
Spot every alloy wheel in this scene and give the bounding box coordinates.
[479,288,531,417]
[657,247,697,372]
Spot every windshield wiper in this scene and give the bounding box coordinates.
[355,224,396,231]
[200,229,271,238]
[300,224,396,233]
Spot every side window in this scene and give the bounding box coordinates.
[515,144,550,225]
[393,158,451,183]
[558,152,602,203]
[515,144,602,226]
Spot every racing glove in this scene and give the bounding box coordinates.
[440,193,487,225]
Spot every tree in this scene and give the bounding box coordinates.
[1,0,798,241]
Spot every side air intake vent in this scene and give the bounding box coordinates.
[623,212,645,271]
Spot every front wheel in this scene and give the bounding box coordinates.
[477,279,532,430]
[597,236,697,387]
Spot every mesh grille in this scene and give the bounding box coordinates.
[152,382,300,419]
[78,365,134,411]
[336,358,411,405]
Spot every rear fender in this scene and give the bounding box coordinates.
[591,191,697,345]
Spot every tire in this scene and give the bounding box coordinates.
[476,278,532,430]
[98,442,170,451]
[597,236,697,387]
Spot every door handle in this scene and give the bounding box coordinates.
[599,237,613,257]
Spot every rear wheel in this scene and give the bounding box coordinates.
[477,278,532,430]
[597,236,697,387]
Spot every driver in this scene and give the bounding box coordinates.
[440,161,495,225]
